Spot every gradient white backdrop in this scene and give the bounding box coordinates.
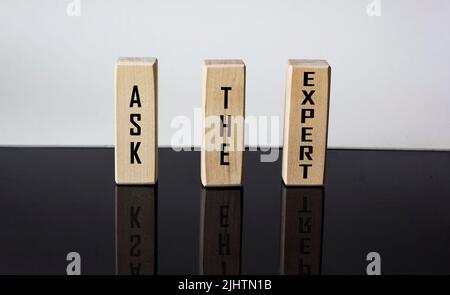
[0,0,449,149]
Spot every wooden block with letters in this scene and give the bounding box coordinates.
[115,57,158,185]
[282,60,331,186]
[201,60,246,187]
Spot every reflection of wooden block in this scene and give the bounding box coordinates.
[115,57,158,185]
[201,60,246,187]
[200,188,242,275]
[282,60,331,186]
[116,185,156,275]
[280,185,324,275]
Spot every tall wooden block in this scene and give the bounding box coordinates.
[201,60,246,187]
[115,57,158,185]
[282,60,331,186]
[280,185,324,275]
[200,188,242,275]
[116,185,156,275]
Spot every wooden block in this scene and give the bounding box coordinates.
[280,185,324,275]
[201,60,246,187]
[116,185,156,275]
[282,60,331,186]
[115,57,158,185]
[200,188,242,275]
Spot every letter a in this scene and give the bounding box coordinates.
[130,85,142,107]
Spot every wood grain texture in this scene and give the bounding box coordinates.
[201,60,245,187]
[199,188,242,275]
[282,60,331,186]
[115,185,156,275]
[280,186,323,275]
[115,57,158,185]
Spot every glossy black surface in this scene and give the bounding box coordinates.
[0,147,449,275]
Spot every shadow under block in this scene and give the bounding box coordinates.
[282,60,331,186]
[201,60,246,187]
[115,57,158,185]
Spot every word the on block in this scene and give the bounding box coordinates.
[201,60,246,187]
[282,60,331,186]
[115,57,158,185]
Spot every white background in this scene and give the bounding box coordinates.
[0,0,449,149]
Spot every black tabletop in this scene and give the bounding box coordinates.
[0,147,449,275]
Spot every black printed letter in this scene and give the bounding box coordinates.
[130,85,142,107]
[304,72,315,87]
[221,87,232,109]
[130,142,141,164]
[130,114,141,135]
